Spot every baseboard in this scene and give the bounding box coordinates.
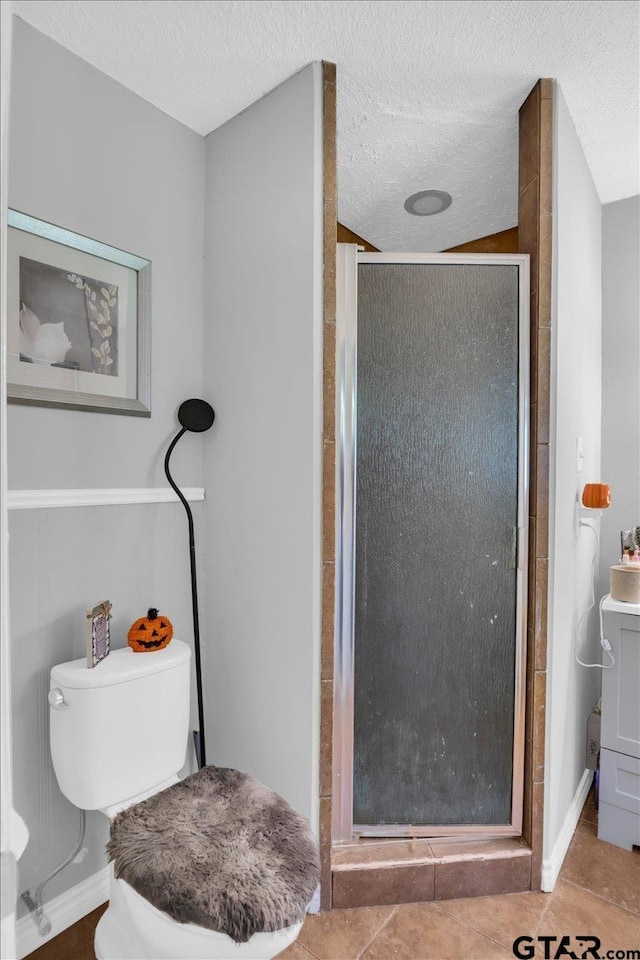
[16,866,110,959]
[541,768,593,892]
[17,867,315,955]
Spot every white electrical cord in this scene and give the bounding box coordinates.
[574,521,615,669]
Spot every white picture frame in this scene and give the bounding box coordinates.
[7,210,151,416]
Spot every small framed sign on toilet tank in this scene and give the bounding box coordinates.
[86,600,112,668]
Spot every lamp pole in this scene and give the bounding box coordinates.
[164,399,215,769]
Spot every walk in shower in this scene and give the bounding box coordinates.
[333,246,529,840]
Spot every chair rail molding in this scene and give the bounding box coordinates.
[7,488,205,510]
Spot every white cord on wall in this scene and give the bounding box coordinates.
[574,520,615,669]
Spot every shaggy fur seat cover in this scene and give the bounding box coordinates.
[107,766,319,943]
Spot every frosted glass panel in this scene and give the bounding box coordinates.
[354,263,519,826]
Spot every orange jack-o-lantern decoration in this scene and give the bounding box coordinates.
[582,483,611,509]
[127,608,174,653]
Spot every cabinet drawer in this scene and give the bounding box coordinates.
[601,613,640,758]
[600,748,640,815]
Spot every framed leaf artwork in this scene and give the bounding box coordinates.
[7,210,151,415]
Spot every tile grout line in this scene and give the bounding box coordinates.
[294,942,323,960]
[430,900,536,954]
[559,877,640,918]
[532,886,557,938]
[355,905,399,959]
[578,814,597,826]
[519,173,539,198]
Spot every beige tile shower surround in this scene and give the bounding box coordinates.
[318,77,554,907]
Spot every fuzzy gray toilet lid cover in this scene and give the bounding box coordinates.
[107,766,320,943]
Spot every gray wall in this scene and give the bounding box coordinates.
[8,20,206,917]
[544,86,602,876]
[202,64,323,828]
[8,18,206,490]
[599,195,640,593]
[9,20,326,925]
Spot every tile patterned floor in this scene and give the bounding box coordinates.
[25,790,639,960]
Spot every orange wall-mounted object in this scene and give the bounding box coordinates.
[581,483,611,509]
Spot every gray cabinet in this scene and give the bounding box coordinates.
[598,598,640,851]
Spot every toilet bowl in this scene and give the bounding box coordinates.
[49,641,315,960]
[95,871,303,960]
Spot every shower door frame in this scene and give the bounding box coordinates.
[332,245,530,841]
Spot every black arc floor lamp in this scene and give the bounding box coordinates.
[164,398,215,769]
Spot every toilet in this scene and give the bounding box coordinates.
[48,640,314,960]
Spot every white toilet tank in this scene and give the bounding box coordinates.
[49,640,191,812]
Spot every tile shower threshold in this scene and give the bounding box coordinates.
[331,836,532,909]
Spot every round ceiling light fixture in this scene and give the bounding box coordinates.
[404,189,453,216]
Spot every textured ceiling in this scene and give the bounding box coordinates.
[12,0,640,251]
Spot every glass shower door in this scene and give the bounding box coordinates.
[334,249,529,838]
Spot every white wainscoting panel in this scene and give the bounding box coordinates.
[10,500,205,940]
